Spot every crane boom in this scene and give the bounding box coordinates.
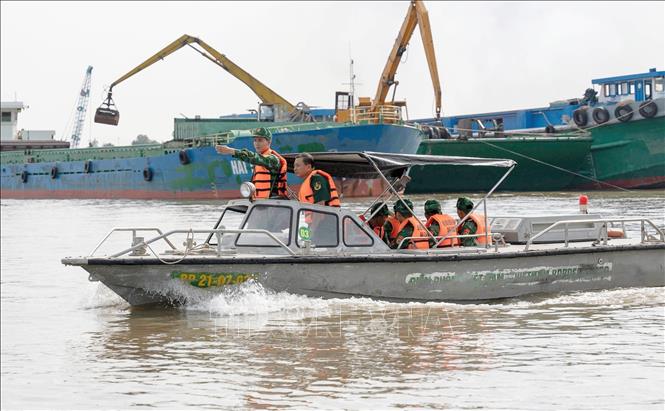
[372,0,441,118]
[68,65,93,147]
[95,34,294,125]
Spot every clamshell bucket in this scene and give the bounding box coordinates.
[94,92,120,126]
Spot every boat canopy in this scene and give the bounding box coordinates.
[282,151,516,179]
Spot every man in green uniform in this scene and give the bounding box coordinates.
[293,153,340,206]
[367,202,391,245]
[456,197,478,246]
[424,199,442,247]
[392,198,415,249]
[215,127,286,198]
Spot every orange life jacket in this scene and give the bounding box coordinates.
[252,149,288,199]
[425,213,459,247]
[457,213,489,245]
[385,215,401,242]
[396,216,430,249]
[372,224,385,239]
[298,169,341,207]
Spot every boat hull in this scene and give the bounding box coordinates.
[69,243,665,306]
[572,115,665,189]
[407,136,592,193]
[1,123,421,199]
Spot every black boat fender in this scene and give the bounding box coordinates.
[421,125,432,139]
[638,100,658,118]
[573,108,588,127]
[592,107,610,124]
[143,167,153,182]
[615,104,634,122]
[179,149,190,165]
[50,166,58,179]
[545,125,556,134]
[20,170,28,183]
[84,160,92,174]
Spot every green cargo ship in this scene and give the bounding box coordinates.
[409,68,665,193]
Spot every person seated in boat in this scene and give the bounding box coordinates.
[392,198,429,250]
[293,153,341,207]
[456,197,489,246]
[423,199,459,248]
[215,127,288,200]
[367,202,392,245]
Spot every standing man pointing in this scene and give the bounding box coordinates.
[215,127,288,199]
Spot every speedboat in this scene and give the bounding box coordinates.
[62,152,665,306]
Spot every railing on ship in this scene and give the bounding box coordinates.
[335,105,403,125]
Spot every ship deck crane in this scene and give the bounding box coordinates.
[68,65,93,147]
[94,34,309,126]
[370,0,442,119]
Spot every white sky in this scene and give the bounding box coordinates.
[2,1,664,146]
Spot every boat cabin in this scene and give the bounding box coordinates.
[207,198,391,255]
[593,68,665,105]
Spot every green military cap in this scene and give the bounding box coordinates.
[456,197,474,212]
[393,198,414,216]
[371,202,390,216]
[424,199,441,214]
[251,127,272,142]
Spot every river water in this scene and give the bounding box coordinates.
[1,192,664,409]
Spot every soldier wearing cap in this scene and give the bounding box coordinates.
[424,199,458,248]
[367,202,392,245]
[456,197,489,246]
[215,127,288,199]
[392,198,429,249]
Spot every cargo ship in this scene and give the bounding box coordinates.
[409,68,665,192]
[0,106,422,199]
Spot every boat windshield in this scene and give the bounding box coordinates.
[236,205,292,247]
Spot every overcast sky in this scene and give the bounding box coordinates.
[2,1,663,146]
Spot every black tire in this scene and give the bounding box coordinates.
[50,166,58,179]
[439,127,452,139]
[545,125,556,134]
[614,104,633,123]
[179,150,190,165]
[20,170,28,183]
[84,160,92,174]
[638,100,658,118]
[421,125,432,139]
[143,167,153,182]
[592,107,610,124]
[431,127,442,139]
[573,108,588,127]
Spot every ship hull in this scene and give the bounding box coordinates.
[1,123,421,199]
[572,115,665,190]
[407,136,592,193]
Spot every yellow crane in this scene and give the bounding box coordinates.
[369,0,442,119]
[94,34,301,126]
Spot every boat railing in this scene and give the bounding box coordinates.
[352,105,402,124]
[89,227,296,258]
[524,218,665,251]
[396,233,489,251]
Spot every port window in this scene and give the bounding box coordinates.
[1,112,10,122]
[655,77,664,93]
[608,83,617,96]
[343,216,374,247]
[645,82,652,99]
[620,82,629,95]
[296,209,338,248]
[629,82,635,94]
[603,84,610,97]
[236,205,291,247]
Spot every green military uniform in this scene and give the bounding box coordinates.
[393,198,414,249]
[232,149,281,196]
[424,199,442,248]
[456,197,478,246]
[310,173,331,204]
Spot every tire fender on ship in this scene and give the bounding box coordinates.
[20,170,28,183]
[592,107,610,124]
[573,108,588,127]
[179,149,191,165]
[84,160,92,174]
[638,100,658,118]
[614,104,634,123]
[50,166,58,179]
[143,167,153,182]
